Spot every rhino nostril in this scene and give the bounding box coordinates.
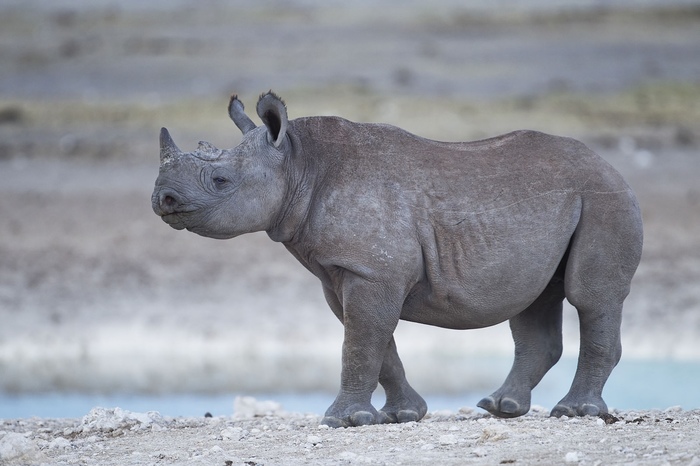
[158,190,180,213]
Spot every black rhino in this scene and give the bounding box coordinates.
[152,92,643,428]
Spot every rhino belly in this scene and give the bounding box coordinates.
[401,202,578,330]
[399,269,552,330]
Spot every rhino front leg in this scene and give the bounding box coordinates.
[478,283,564,418]
[320,281,404,428]
[322,285,426,426]
[378,337,428,424]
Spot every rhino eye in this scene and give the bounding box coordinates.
[213,176,228,186]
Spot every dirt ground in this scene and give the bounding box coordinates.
[1,1,700,464]
[1,403,700,465]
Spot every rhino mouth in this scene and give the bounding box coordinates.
[159,211,194,231]
[161,210,225,238]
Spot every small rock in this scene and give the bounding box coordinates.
[80,407,166,433]
[598,413,619,425]
[49,437,71,450]
[221,427,245,440]
[565,451,581,463]
[233,396,283,418]
[306,435,322,445]
[151,423,166,432]
[479,425,510,442]
[0,432,40,462]
[530,405,549,414]
[209,445,224,454]
[458,407,474,415]
[420,443,435,451]
[439,434,458,445]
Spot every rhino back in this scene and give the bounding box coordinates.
[290,116,620,198]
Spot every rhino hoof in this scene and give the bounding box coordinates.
[396,410,421,423]
[477,396,496,412]
[550,404,576,418]
[321,416,348,428]
[320,410,379,428]
[349,410,376,426]
[580,403,603,416]
[378,409,420,424]
[550,402,602,418]
[477,396,527,418]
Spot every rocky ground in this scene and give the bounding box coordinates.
[2,402,700,465]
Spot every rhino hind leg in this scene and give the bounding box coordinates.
[549,301,622,418]
[550,194,641,418]
[478,280,565,418]
[551,284,624,417]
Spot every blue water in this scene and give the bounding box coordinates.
[1,358,698,419]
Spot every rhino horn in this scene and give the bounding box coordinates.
[197,140,218,153]
[159,127,182,165]
[193,140,222,161]
[228,95,257,135]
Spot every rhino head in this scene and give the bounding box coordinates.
[151,92,291,239]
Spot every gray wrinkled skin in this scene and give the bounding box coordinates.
[152,92,643,428]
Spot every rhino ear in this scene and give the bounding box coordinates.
[228,95,256,135]
[256,91,288,148]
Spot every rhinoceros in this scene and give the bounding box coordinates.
[152,91,643,427]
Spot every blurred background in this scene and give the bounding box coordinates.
[1,0,699,418]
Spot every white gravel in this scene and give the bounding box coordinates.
[2,402,700,465]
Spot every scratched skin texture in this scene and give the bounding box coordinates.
[152,92,643,428]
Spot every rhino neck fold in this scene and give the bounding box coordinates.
[266,133,313,244]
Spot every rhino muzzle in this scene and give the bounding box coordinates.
[152,188,181,217]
